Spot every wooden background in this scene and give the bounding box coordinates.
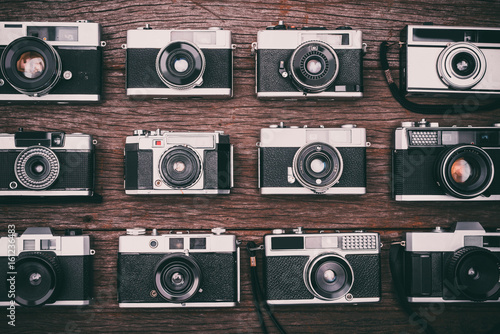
[1,0,500,333]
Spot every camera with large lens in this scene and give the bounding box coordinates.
[0,21,104,103]
[124,129,233,195]
[253,21,366,100]
[0,128,97,198]
[117,227,240,307]
[0,227,95,307]
[125,24,234,99]
[392,119,500,201]
[399,222,500,303]
[400,25,500,96]
[263,227,381,305]
[258,122,369,195]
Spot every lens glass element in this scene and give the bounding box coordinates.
[173,57,189,73]
[306,58,323,75]
[451,52,476,77]
[451,157,472,183]
[16,51,45,79]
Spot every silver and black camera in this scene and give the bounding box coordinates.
[0,21,104,103]
[264,227,381,305]
[400,25,500,96]
[125,25,234,99]
[393,119,500,201]
[117,227,240,308]
[253,21,366,100]
[0,129,97,198]
[258,123,369,195]
[124,129,233,195]
[401,222,500,303]
[0,227,95,307]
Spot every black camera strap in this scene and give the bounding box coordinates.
[389,243,437,334]
[379,41,500,114]
[246,242,287,334]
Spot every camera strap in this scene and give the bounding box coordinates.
[246,241,287,334]
[379,41,500,114]
[389,243,437,334]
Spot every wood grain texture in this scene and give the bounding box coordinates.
[1,0,500,333]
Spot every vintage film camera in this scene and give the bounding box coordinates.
[400,222,500,303]
[258,122,369,195]
[0,227,95,307]
[117,227,240,307]
[263,227,381,305]
[0,21,104,103]
[125,24,234,99]
[400,25,500,96]
[253,21,366,100]
[0,129,97,198]
[392,119,500,201]
[124,129,233,195]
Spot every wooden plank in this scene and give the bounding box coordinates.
[1,0,500,333]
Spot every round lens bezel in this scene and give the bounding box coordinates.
[15,253,60,307]
[0,36,62,96]
[437,42,486,90]
[159,145,202,189]
[154,254,201,302]
[436,145,494,199]
[15,146,60,190]
[447,247,500,301]
[289,40,339,93]
[156,40,205,90]
[304,253,354,301]
[292,142,343,193]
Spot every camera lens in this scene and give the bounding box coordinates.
[15,253,60,307]
[289,41,339,93]
[15,146,60,190]
[293,143,343,193]
[0,36,62,96]
[323,269,337,283]
[159,146,202,189]
[16,51,45,79]
[450,157,472,183]
[437,42,486,90]
[436,145,494,199]
[446,247,500,301]
[154,254,201,302]
[305,254,353,300]
[306,58,323,75]
[156,41,205,89]
[451,52,476,77]
[173,57,190,73]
